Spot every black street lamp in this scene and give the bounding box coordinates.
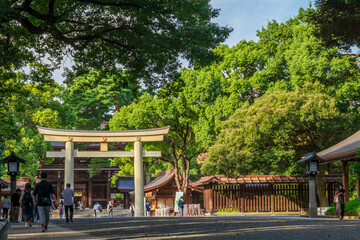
[298,152,325,218]
[0,152,25,194]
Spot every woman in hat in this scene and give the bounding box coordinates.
[335,183,345,220]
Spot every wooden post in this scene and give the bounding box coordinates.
[270,185,274,213]
[107,177,111,205]
[342,162,350,202]
[357,174,360,198]
[57,179,61,201]
[240,185,245,212]
[209,183,214,213]
[89,179,93,207]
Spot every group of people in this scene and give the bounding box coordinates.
[93,201,114,218]
[0,172,77,232]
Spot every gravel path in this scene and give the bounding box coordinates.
[6,216,360,240]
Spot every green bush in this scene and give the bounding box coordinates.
[326,198,360,214]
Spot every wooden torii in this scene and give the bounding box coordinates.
[37,126,170,217]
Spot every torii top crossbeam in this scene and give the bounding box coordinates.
[37,126,170,142]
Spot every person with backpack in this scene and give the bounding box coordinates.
[33,172,58,232]
[58,206,64,219]
[20,183,35,228]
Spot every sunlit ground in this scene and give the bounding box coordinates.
[7,216,360,240]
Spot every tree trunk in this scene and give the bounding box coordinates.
[315,174,329,207]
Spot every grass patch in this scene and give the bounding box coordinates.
[326,197,360,214]
[217,209,238,213]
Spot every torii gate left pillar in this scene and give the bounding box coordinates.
[37,126,170,217]
[64,141,74,190]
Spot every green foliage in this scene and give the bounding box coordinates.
[0,0,232,86]
[203,91,350,176]
[326,197,360,214]
[65,69,140,130]
[1,64,75,178]
[88,158,110,176]
[312,0,360,49]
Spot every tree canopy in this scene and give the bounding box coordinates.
[1,0,232,86]
[312,0,360,49]
[202,91,352,177]
[65,69,140,130]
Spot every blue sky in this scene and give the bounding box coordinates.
[211,0,312,46]
[53,1,313,83]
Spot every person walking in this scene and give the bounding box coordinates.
[107,201,113,218]
[11,189,21,222]
[129,203,135,217]
[2,195,10,220]
[33,172,57,232]
[178,196,184,217]
[19,183,35,228]
[146,201,151,217]
[63,183,74,223]
[335,183,346,220]
[93,202,102,218]
[58,206,64,219]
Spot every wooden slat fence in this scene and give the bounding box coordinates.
[209,183,337,213]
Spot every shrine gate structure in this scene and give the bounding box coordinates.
[37,126,170,217]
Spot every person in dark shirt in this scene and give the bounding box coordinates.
[178,196,184,217]
[336,183,346,220]
[33,172,58,232]
[11,189,21,222]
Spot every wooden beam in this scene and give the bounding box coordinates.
[43,135,164,142]
[46,149,162,158]
[37,125,170,137]
[100,143,108,152]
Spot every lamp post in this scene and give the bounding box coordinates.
[298,152,325,218]
[0,152,25,194]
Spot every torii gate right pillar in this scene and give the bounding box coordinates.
[134,140,144,216]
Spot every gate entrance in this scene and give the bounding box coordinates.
[37,126,170,216]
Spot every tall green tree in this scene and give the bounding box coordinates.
[2,64,75,178]
[109,93,201,194]
[65,69,139,130]
[1,0,232,86]
[312,0,360,49]
[202,91,354,177]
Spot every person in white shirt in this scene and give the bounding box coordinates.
[129,202,135,217]
[107,201,113,218]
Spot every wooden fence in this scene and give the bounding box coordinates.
[204,183,337,213]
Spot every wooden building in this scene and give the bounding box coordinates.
[0,178,10,196]
[38,142,119,207]
[317,129,360,202]
[144,169,203,213]
[193,175,341,214]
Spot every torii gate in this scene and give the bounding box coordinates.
[37,126,170,217]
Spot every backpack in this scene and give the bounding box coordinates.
[59,207,63,213]
[22,191,32,207]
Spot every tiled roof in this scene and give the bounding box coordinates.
[144,169,203,192]
[144,169,174,192]
[0,178,9,188]
[317,130,360,162]
[193,175,342,186]
[116,177,135,192]
[2,177,29,193]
